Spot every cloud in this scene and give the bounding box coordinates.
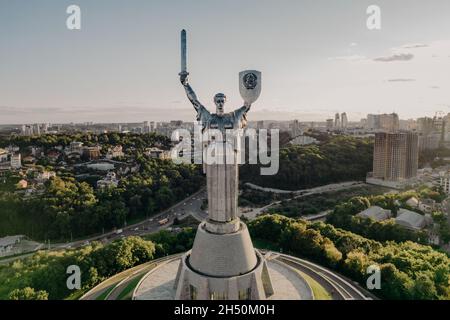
[374,53,414,62]
[387,78,416,82]
[349,42,358,47]
[402,43,428,49]
[328,55,366,62]
[0,106,65,115]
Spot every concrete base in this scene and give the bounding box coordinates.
[172,221,274,300]
[205,218,240,234]
[133,258,313,300]
[174,250,273,300]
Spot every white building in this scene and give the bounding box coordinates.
[106,146,125,159]
[10,154,21,169]
[69,141,84,154]
[37,171,56,182]
[289,135,318,146]
[97,171,119,189]
[439,171,450,194]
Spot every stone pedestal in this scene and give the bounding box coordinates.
[173,100,274,300]
[174,221,274,300]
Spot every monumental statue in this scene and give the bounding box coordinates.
[174,29,273,300]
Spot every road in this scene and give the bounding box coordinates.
[242,181,366,219]
[56,188,207,250]
[1,188,208,265]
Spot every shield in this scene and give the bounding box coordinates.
[239,70,261,105]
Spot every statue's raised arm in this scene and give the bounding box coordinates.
[180,73,203,112]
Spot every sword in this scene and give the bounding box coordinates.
[179,29,189,77]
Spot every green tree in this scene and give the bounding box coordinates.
[9,287,49,300]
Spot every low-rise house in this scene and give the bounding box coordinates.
[83,146,102,160]
[36,171,56,182]
[395,208,432,231]
[406,196,436,213]
[47,150,61,162]
[406,197,419,208]
[106,146,125,159]
[144,147,170,160]
[68,141,84,154]
[16,179,28,189]
[30,146,43,158]
[419,199,436,213]
[97,171,119,189]
[6,145,20,153]
[357,206,392,221]
[22,155,36,164]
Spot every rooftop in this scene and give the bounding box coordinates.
[395,209,427,230]
[357,206,391,221]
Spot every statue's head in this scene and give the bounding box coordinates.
[214,93,226,115]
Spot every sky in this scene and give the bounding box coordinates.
[1,0,450,124]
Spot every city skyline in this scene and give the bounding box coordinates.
[1,0,450,124]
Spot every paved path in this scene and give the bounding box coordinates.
[267,260,313,300]
[81,254,183,300]
[89,251,374,300]
[275,253,375,300]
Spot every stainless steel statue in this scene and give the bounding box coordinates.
[174,29,273,300]
[179,29,262,226]
[179,58,260,134]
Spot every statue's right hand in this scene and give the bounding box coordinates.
[179,72,188,85]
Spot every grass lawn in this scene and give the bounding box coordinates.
[117,274,145,300]
[252,238,281,252]
[297,270,331,300]
[65,289,87,300]
[95,285,116,300]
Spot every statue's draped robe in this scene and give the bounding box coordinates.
[196,105,249,223]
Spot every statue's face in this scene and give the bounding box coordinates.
[214,93,226,115]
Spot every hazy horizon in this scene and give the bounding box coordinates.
[1,0,450,124]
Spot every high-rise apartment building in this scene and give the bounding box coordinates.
[341,112,348,130]
[372,132,418,181]
[334,113,340,129]
[326,119,334,131]
[367,113,399,132]
[290,119,300,137]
